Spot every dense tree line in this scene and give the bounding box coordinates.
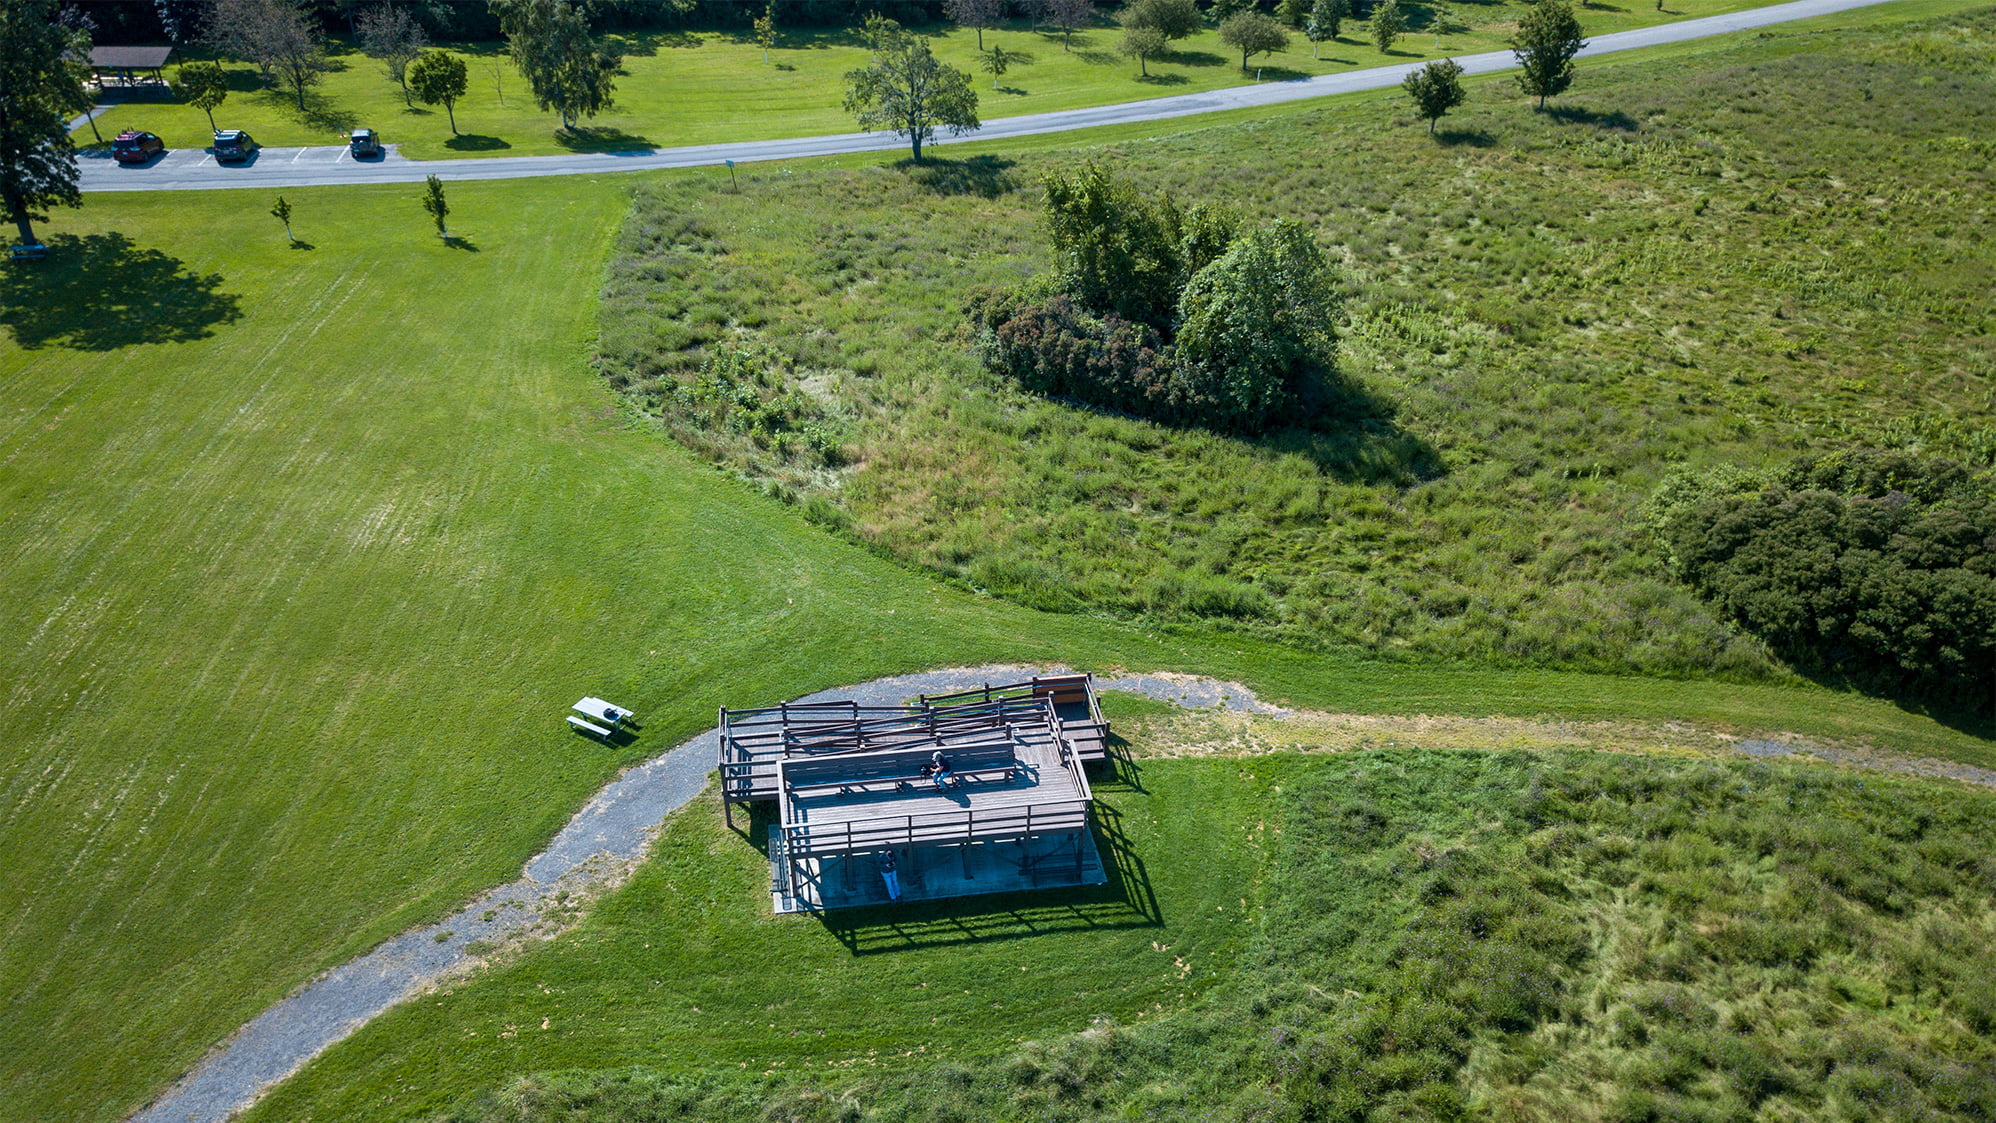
[1650,450,1996,712]
[969,166,1344,435]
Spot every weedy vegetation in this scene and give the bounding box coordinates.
[596,11,1996,719]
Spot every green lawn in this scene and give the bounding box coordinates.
[6,24,1994,1118]
[78,0,1799,161]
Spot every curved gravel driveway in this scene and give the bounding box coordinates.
[85,0,1894,195]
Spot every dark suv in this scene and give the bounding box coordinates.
[112,130,165,165]
[212,129,259,163]
[348,128,382,158]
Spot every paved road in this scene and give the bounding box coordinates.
[82,0,1895,194]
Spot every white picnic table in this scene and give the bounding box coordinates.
[574,697,632,725]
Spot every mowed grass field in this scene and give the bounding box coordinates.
[5,39,1994,1123]
[75,0,1795,161]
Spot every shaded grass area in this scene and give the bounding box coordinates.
[595,10,1996,708]
[242,758,1266,1122]
[76,1,1800,161]
[387,750,1996,1122]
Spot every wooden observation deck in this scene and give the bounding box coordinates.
[717,673,1113,911]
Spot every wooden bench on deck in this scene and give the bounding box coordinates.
[782,741,1018,797]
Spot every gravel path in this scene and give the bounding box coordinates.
[81,0,1896,195]
[130,662,1984,1122]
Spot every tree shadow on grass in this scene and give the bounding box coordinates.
[444,133,511,151]
[1255,64,1312,81]
[1135,72,1190,86]
[1547,104,1639,130]
[1162,49,1226,67]
[555,125,656,153]
[442,235,480,252]
[287,240,315,250]
[1437,126,1497,147]
[0,233,241,350]
[896,154,1018,198]
[1272,375,1447,485]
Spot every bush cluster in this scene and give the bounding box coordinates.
[970,166,1345,435]
[1650,449,1996,710]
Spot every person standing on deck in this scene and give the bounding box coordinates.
[879,850,902,900]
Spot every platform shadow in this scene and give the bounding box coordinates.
[0,232,241,350]
[816,805,1162,955]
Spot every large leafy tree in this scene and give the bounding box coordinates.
[207,0,329,109]
[492,0,621,131]
[842,30,979,163]
[0,0,89,248]
[1219,11,1288,73]
[408,49,467,133]
[1119,0,1202,42]
[1174,221,1341,433]
[1512,0,1586,109]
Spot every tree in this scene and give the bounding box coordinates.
[842,31,980,163]
[1430,2,1455,47]
[1306,0,1348,50]
[357,2,428,107]
[1402,56,1464,134]
[491,0,621,131]
[752,2,776,63]
[860,12,902,60]
[945,0,1003,52]
[1219,12,1288,74]
[1044,0,1095,52]
[1173,221,1342,433]
[421,173,448,237]
[1118,25,1167,76]
[1369,0,1404,53]
[270,194,294,241]
[1119,0,1201,42]
[207,0,329,109]
[407,49,467,133]
[0,0,88,248]
[1210,0,1252,20]
[1277,0,1306,29]
[979,44,1011,89]
[1512,0,1586,109]
[178,60,230,131]
[59,21,103,145]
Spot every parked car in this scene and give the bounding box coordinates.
[112,130,165,165]
[212,129,259,163]
[348,128,382,159]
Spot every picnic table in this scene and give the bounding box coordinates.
[574,697,632,726]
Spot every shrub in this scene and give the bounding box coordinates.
[1649,450,1996,710]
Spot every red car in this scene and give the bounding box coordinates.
[112,130,165,165]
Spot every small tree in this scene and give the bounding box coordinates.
[178,60,230,131]
[1219,12,1288,74]
[421,174,448,238]
[1118,25,1167,76]
[1513,0,1586,110]
[1277,0,1306,29]
[1044,0,1096,52]
[1370,0,1405,54]
[979,44,1011,89]
[208,0,328,109]
[842,31,980,162]
[1118,0,1201,43]
[945,0,1003,52]
[1430,2,1455,47]
[0,0,89,248]
[1306,0,1347,48]
[753,2,776,63]
[1402,56,1464,134]
[270,194,293,241]
[357,2,428,106]
[407,49,467,133]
